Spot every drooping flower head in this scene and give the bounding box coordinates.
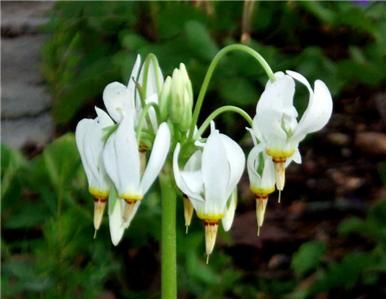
[252,71,333,191]
[75,107,114,234]
[173,123,245,261]
[247,144,276,235]
[103,114,171,245]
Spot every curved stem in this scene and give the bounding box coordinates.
[136,102,160,143]
[196,105,253,137]
[189,44,274,139]
[159,165,177,299]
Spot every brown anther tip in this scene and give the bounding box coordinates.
[93,197,107,203]
[203,220,218,226]
[272,157,287,163]
[256,195,268,200]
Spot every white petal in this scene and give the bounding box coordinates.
[256,73,295,115]
[247,146,263,188]
[184,150,202,171]
[287,148,302,165]
[173,144,204,201]
[76,119,98,185]
[103,82,133,123]
[221,133,245,197]
[286,70,312,94]
[104,116,141,196]
[222,189,237,231]
[108,195,125,246]
[140,122,170,194]
[94,107,114,127]
[261,156,276,188]
[292,80,333,144]
[202,126,230,215]
[127,54,142,91]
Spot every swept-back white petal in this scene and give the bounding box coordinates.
[109,197,125,246]
[140,122,170,194]
[221,134,245,197]
[222,190,237,231]
[286,70,312,94]
[103,82,134,123]
[173,144,204,201]
[104,116,141,196]
[202,127,229,215]
[292,80,333,144]
[76,119,97,186]
[95,107,114,127]
[261,156,276,188]
[247,146,263,187]
[256,72,295,114]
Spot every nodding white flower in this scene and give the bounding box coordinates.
[102,54,163,129]
[247,144,276,236]
[252,71,333,191]
[173,123,245,261]
[75,107,114,234]
[103,114,170,245]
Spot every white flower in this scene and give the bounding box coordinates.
[252,71,333,190]
[103,114,170,245]
[247,144,276,197]
[247,144,276,235]
[173,123,245,260]
[75,107,114,232]
[102,55,163,129]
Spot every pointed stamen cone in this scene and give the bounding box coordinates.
[273,160,286,191]
[122,200,137,223]
[204,221,218,261]
[183,195,194,233]
[256,196,268,236]
[93,197,107,231]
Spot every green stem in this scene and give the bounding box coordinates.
[159,164,177,299]
[189,44,275,139]
[196,105,253,137]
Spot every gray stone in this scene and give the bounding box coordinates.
[2,114,53,149]
[1,1,54,149]
[2,35,51,118]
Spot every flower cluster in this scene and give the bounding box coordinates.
[76,50,332,260]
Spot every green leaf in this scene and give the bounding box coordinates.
[184,20,219,62]
[338,217,366,236]
[40,133,80,191]
[1,145,26,199]
[291,240,326,277]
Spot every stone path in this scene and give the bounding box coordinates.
[1,1,54,149]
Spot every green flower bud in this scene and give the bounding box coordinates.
[159,76,172,121]
[169,63,193,132]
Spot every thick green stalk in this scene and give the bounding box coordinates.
[159,164,177,299]
[189,44,275,139]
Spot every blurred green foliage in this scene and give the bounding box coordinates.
[42,1,386,127]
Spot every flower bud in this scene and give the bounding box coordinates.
[159,76,172,121]
[169,63,193,132]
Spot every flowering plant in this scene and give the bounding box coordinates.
[75,44,333,298]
